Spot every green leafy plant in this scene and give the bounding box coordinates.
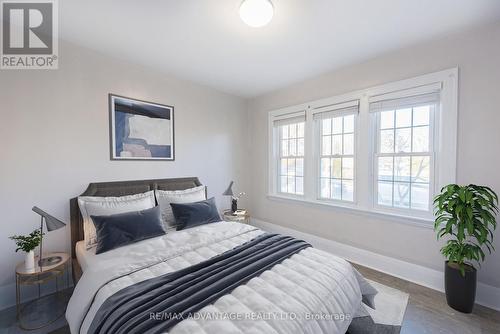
[434,184,498,276]
[9,229,43,253]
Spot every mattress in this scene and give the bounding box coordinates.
[67,222,366,334]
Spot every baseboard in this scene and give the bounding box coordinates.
[251,218,500,312]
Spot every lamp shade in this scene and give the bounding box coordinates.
[222,181,234,196]
[32,206,66,231]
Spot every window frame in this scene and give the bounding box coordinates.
[267,68,458,227]
[371,103,436,219]
[268,106,308,200]
[315,111,358,205]
[277,122,305,196]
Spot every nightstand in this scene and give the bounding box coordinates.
[222,209,250,224]
[15,252,71,330]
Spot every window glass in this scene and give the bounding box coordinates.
[319,114,356,202]
[376,105,434,211]
[278,122,305,195]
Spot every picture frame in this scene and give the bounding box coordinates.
[109,94,175,161]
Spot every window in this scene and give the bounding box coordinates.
[268,68,457,224]
[278,121,305,195]
[315,106,357,202]
[270,110,306,196]
[372,96,436,212]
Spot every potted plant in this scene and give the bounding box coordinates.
[434,184,498,313]
[9,229,43,271]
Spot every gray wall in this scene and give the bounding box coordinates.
[0,41,249,309]
[247,22,500,289]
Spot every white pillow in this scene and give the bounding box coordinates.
[78,190,156,249]
[155,186,206,229]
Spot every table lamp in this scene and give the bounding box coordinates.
[32,206,66,267]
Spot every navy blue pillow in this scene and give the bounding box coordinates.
[171,197,221,231]
[91,206,166,254]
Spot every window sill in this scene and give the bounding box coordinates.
[266,193,435,229]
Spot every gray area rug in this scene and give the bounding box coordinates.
[348,279,409,334]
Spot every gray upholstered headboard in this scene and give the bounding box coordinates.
[69,177,203,259]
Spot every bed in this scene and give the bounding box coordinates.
[66,177,373,334]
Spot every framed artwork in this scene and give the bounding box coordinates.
[109,94,175,160]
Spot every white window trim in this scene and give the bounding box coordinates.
[267,68,458,227]
[371,102,437,219]
[314,104,358,204]
[268,104,308,197]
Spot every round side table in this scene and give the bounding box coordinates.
[222,209,250,224]
[15,252,71,330]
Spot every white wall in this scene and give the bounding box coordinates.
[0,41,249,309]
[247,22,500,290]
[2,19,500,312]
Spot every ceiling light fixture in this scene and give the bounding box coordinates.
[239,0,274,28]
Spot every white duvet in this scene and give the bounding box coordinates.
[66,222,363,334]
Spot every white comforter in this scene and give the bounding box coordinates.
[66,222,363,334]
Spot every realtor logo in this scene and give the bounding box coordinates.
[1,0,58,69]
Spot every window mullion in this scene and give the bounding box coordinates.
[304,107,316,201]
[355,96,371,208]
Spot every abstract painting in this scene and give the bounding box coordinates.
[109,94,174,160]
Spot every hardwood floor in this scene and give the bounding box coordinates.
[353,263,500,334]
[1,266,499,333]
[0,290,70,334]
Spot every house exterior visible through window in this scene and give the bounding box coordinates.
[268,69,457,224]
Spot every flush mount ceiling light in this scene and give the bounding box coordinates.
[239,0,274,28]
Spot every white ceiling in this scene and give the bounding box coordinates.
[60,0,500,98]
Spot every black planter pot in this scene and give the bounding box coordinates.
[444,261,477,313]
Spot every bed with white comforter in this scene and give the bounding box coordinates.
[67,221,365,334]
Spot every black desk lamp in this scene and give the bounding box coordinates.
[32,206,66,267]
